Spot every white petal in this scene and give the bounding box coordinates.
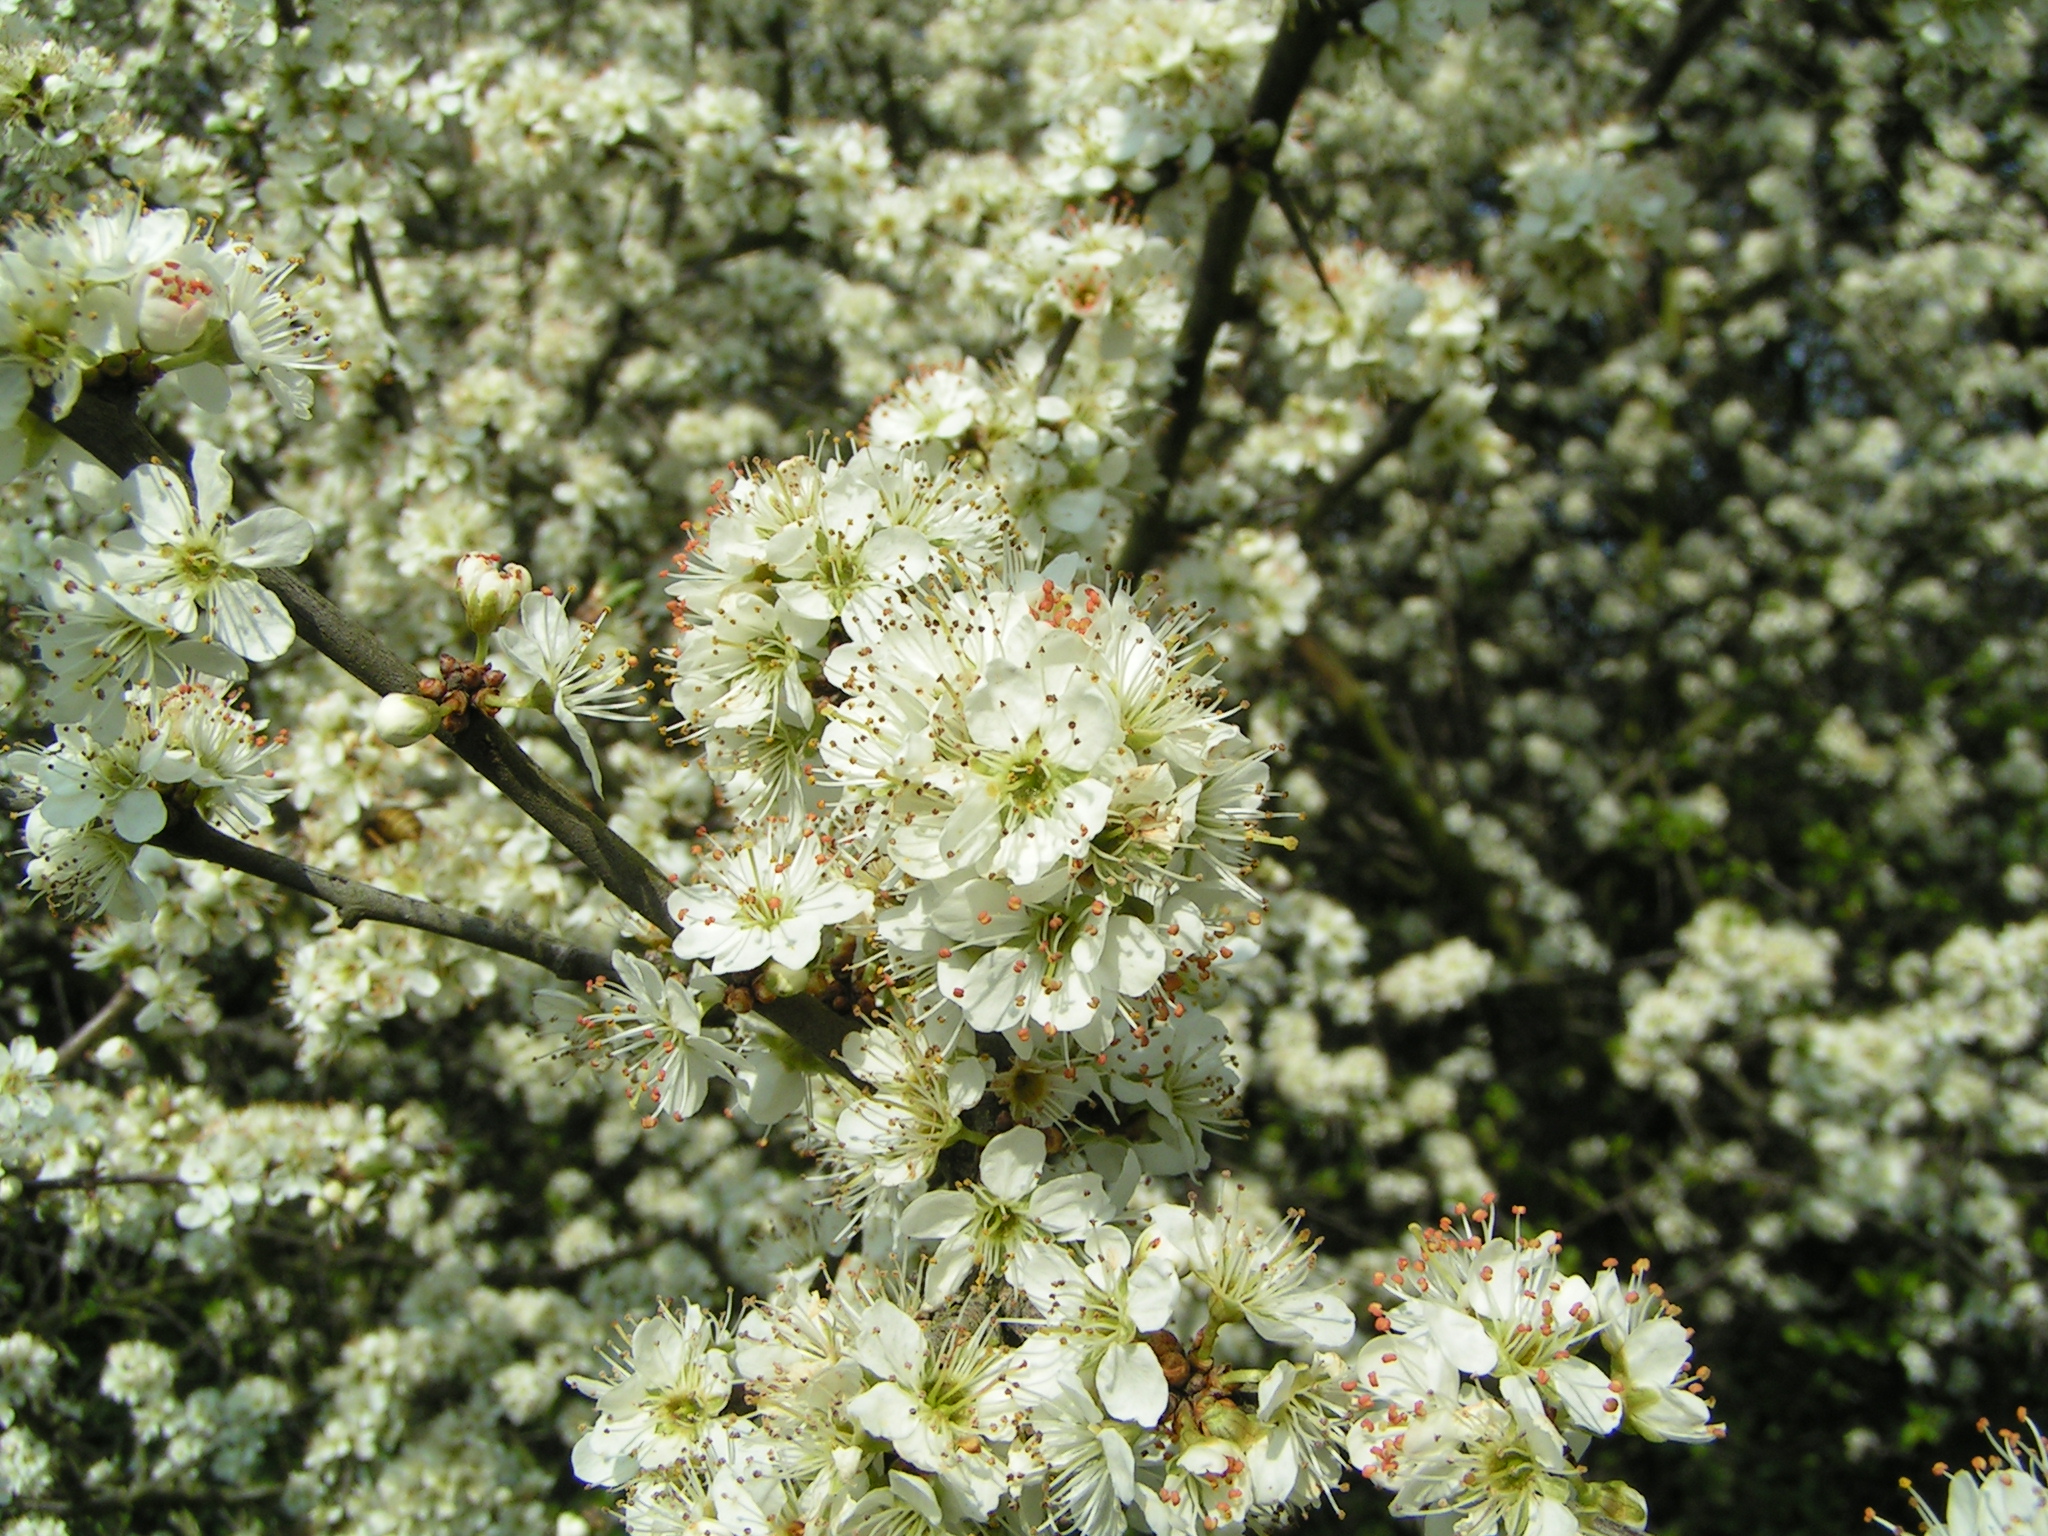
[1245,1427,1299,1507]
[190,442,234,525]
[851,1301,925,1383]
[963,658,1046,750]
[1108,916,1167,996]
[1124,1253,1181,1333]
[1041,685,1118,771]
[1100,1426,1137,1503]
[175,361,231,413]
[555,703,605,796]
[224,506,313,569]
[847,1380,923,1443]
[900,1189,975,1240]
[1617,1316,1692,1389]
[1095,1341,1167,1427]
[1501,1373,1568,1470]
[979,1125,1046,1204]
[1401,1300,1498,1377]
[128,465,195,546]
[110,788,166,843]
[889,1471,943,1527]
[1548,1355,1622,1436]
[207,578,296,662]
[1029,1173,1112,1235]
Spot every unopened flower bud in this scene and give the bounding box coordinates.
[135,259,218,355]
[455,553,532,636]
[374,691,449,747]
[92,1035,140,1072]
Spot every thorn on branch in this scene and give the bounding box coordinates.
[1269,170,1343,318]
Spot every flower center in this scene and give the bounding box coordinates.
[650,1383,713,1433]
[919,1370,978,1432]
[173,540,228,591]
[997,745,1080,819]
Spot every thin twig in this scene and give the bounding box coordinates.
[17,1171,186,1192]
[153,811,618,982]
[267,568,686,938]
[1036,317,1082,397]
[1292,631,1528,966]
[46,384,872,1071]
[1306,391,1436,529]
[53,983,138,1071]
[348,220,400,333]
[1269,170,1343,315]
[1114,0,1360,575]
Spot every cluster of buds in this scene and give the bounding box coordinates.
[374,654,507,747]
[374,553,532,747]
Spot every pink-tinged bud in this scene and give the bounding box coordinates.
[135,260,217,355]
[373,691,449,747]
[455,552,533,636]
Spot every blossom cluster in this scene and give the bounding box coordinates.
[2,0,2031,1529]
[0,200,331,484]
[571,1196,1711,1536]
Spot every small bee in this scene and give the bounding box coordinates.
[358,806,425,849]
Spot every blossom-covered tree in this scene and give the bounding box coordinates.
[0,1,2039,1535]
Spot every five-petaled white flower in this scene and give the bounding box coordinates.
[98,445,312,664]
[846,1300,1017,1516]
[571,1302,736,1487]
[900,1125,1114,1302]
[552,950,739,1121]
[669,823,871,975]
[495,590,647,794]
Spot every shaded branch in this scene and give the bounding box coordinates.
[17,1171,186,1192]
[732,992,864,1080]
[266,569,685,936]
[1292,631,1527,965]
[53,982,138,1071]
[49,384,876,1070]
[1036,317,1082,397]
[42,393,683,940]
[153,811,616,983]
[1269,169,1343,314]
[1632,0,1740,116]
[1114,0,1358,574]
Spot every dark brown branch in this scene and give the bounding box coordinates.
[44,375,170,478]
[1114,0,1357,575]
[724,993,863,1080]
[17,1171,185,1192]
[1306,391,1436,529]
[153,812,617,983]
[1292,631,1527,965]
[40,395,684,940]
[53,983,138,1071]
[49,384,875,1068]
[1632,0,1740,116]
[261,569,685,936]
[1036,317,1082,397]
[348,220,400,334]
